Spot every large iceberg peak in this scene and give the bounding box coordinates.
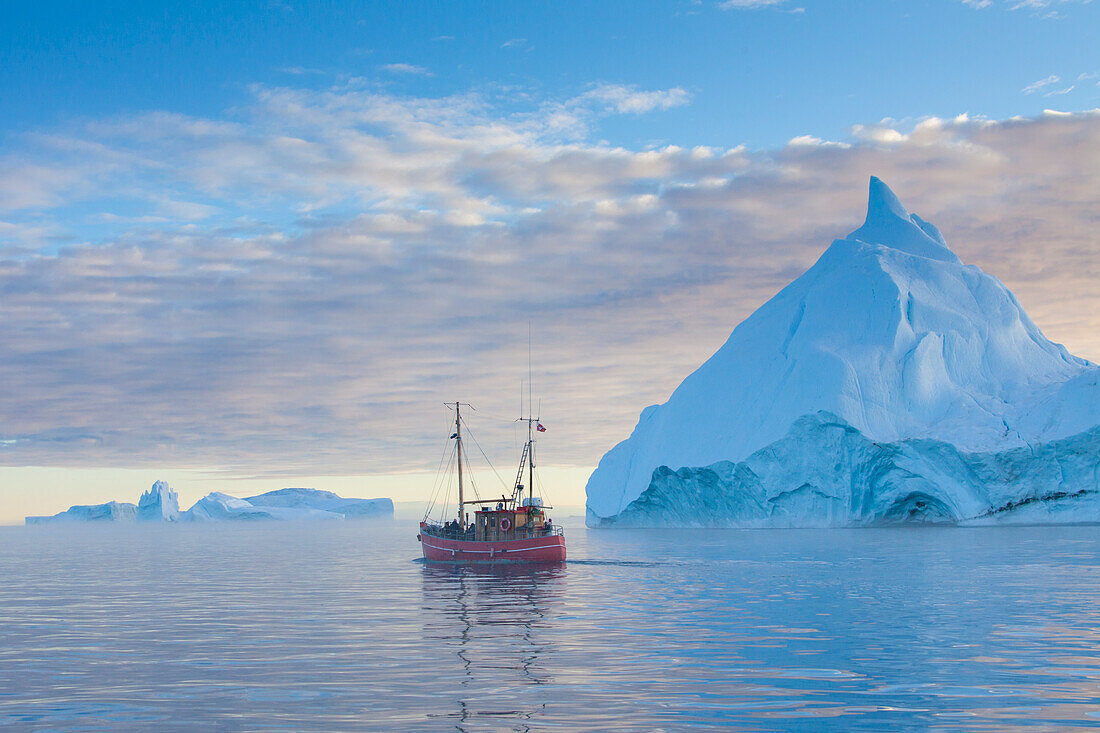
[866,175,910,221]
[585,177,1099,525]
[846,176,961,264]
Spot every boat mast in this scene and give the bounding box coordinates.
[455,401,464,526]
[527,325,534,508]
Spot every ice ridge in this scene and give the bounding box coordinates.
[596,412,1100,528]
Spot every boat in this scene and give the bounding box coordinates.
[419,402,566,563]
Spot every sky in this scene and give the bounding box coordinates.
[1,0,1098,523]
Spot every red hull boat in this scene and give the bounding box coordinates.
[419,523,566,563]
[420,402,565,564]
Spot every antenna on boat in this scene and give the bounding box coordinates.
[528,321,532,426]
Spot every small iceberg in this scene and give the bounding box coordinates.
[26,501,137,525]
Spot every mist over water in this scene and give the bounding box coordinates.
[1,521,1099,730]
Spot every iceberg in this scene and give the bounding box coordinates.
[137,480,180,522]
[587,177,1100,527]
[180,492,346,522]
[25,483,394,525]
[26,501,137,525]
[602,412,1100,527]
[245,488,394,519]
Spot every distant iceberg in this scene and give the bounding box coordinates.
[26,481,395,525]
[137,480,180,522]
[245,488,393,519]
[180,491,346,522]
[26,501,137,525]
[586,177,1100,527]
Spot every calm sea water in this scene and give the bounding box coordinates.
[1,520,1099,731]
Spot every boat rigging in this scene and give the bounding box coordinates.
[418,400,566,563]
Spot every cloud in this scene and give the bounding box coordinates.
[1010,0,1085,6]
[277,66,325,76]
[963,0,1092,11]
[1022,75,1061,93]
[787,134,850,148]
[574,84,691,114]
[501,38,527,48]
[380,63,432,76]
[0,83,1097,484]
[719,0,787,8]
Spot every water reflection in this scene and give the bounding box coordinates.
[1,524,1099,730]
[419,563,565,731]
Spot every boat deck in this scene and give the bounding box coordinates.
[419,522,566,563]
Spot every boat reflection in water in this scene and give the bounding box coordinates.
[419,561,566,730]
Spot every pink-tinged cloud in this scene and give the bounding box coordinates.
[0,84,1097,485]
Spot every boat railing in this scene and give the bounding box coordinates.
[422,523,564,540]
[421,524,474,541]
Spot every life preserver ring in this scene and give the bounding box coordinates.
[500,518,511,531]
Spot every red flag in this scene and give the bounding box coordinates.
[536,423,546,432]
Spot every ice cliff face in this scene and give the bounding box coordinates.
[137,480,180,522]
[586,177,1100,527]
[603,412,1100,527]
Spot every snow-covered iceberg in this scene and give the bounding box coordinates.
[137,480,180,522]
[179,488,393,522]
[245,488,393,519]
[586,177,1100,527]
[181,492,345,522]
[26,501,137,525]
